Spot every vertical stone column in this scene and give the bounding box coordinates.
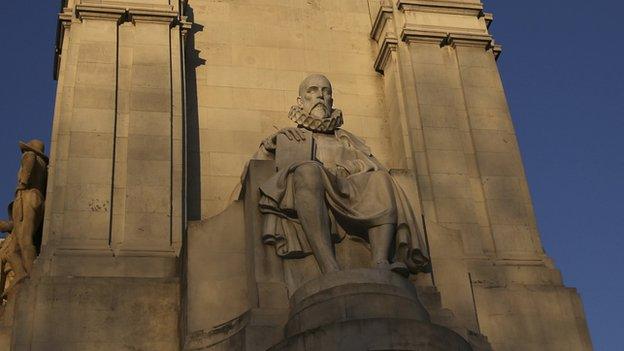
[46,6,124,254]
[371,0,483,330]
[369,1,591,350]
[8,2,190,350]
[455,44,543,256]
[111,10,182,257]
[43,2,186,277]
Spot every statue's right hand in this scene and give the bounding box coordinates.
[0,220,12,234]
[262,127,308,152]
[276,127,308,143]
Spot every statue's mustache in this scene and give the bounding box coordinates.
[308,102,329,115]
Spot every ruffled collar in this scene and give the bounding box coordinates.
[288,106,344,133]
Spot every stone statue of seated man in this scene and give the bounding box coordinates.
[252,74,430,277]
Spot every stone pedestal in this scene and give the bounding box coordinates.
[270,269,472,351]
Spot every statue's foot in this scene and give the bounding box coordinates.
[373,260,409,277]
[390,262,410,278]
[373,260,391,270]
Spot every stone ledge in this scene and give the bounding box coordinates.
[75,4,179,23]
[401,26,501,59]
[75,4,127,20]
[370,6,394,42]
[398,0,484,16]
[374,35,398,74]
[7,275,180,350]
[129,7,179,23]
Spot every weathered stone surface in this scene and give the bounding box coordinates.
[187,202,251,344]
[11,275,179,351]
[0,0,592,350]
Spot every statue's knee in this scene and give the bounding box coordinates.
[370,171,393,190]
[370,170,391,182]
[293,163,323,191]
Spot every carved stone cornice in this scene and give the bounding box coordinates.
[401,28,449,45]
[490,41,503,60]
[401,27,491,46]
[59,7,73,26]
[370,6,394,42]
[54,7,75,80]
[396,0,496,50]
[400,27,502,60]
[54,3,192,79]
[483,12,494,28]
[75,4,179,24]
[397,0,483,16]
[374,36,399,74]
[75,4,126,21]
[128,8,179,24]
[445,32,493,48]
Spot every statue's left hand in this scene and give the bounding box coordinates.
[342,160,374,175]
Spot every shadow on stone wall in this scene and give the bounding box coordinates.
[184,6,205,221]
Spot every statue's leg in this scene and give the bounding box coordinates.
[366,171,410,275]
[16,191,42,274]
[369,224,394,268]
[293,163,340,273]
[369,224,409,276]
[7,249,26,282]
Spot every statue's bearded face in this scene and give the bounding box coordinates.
[297,75,334,119]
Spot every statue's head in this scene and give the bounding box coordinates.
[290,74,343,132]
[19,140,45,155]
[297,74,334,119]
[19,139,48,162]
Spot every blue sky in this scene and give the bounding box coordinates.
[0,1,622,349]
[485,1,624,349]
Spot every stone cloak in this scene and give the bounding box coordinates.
[254,129,430,274]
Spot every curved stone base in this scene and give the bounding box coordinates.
[285,269,430,337]
[272,318,472,351]
[272,269,472,351]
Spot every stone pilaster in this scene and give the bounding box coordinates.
[4,2,190,350]
[369,1,592,350]
[44,1,187,277]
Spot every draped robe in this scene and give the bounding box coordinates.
[252,128,430,274]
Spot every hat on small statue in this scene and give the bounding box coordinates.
[18,139,48,163]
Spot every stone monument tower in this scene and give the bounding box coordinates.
[0,0,592,350]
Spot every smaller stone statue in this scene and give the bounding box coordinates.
[5,140,48,280]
